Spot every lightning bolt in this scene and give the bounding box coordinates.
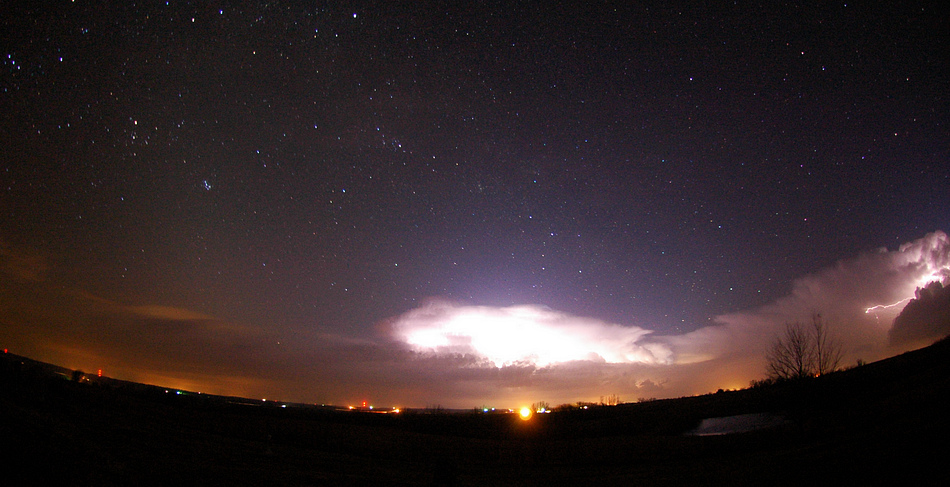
[865,269,948,315]
[864,297,913,314]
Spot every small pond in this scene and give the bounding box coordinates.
[687,412,788,436]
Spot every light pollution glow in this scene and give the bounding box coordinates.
[1,232,948,408]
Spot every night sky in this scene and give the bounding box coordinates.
[2,1,948,408]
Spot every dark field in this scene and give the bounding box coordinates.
[3,340,949,486]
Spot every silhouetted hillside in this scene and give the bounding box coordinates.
[2,339,948,486]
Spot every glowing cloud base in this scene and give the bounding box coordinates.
[391,301,672,368]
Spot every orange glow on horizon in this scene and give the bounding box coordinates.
[519,407,532,420]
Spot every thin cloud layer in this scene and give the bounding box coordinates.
[0,240,49,282]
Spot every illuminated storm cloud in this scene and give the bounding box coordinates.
[391,301,672,367]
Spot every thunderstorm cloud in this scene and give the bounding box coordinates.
[889,281,950,348]
[382,231,950,405]
[389,300,672,367]
[2,232,949,407]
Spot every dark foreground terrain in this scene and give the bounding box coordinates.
[3,339,949,486]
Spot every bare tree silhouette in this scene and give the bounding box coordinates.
[766,314,842,380]
[812,314,843,376]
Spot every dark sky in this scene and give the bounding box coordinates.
[2,1,948,407]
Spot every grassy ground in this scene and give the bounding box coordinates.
[2,339,948,485]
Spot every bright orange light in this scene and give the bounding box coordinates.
[519,407,532,420]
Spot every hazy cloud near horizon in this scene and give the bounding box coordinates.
[0,240,49,282]
[1,231,949,407]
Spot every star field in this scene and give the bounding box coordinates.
[1,2,948,404]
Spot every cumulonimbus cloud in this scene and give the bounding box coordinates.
[889,281,950,348]
[389,300,672,367]
[383,231,950,405]
[679,230,950,361]
[5,230,948,408]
